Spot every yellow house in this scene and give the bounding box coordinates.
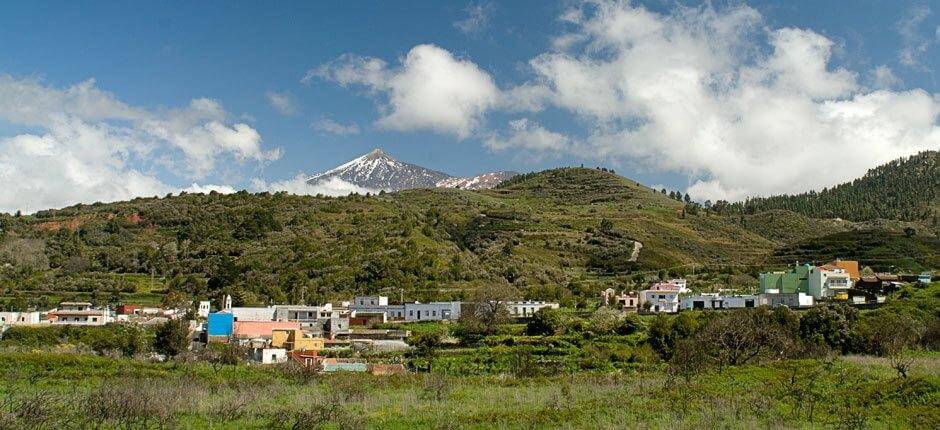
[271,328,324,352]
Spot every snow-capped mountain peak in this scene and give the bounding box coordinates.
[306,149,516,192]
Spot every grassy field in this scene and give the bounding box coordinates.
[1,351,937,429]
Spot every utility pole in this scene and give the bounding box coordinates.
[400,288,404,304]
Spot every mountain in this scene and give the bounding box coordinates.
[306,148,517,191]
[735,150,939,223]
[436,171,518,190]
[1,158,934,311]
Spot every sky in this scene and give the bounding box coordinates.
[0,0,939,213]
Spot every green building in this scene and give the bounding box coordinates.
[759,264,811,294]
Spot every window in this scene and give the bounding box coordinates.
[432,311,436,316]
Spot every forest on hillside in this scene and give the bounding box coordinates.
[730,151,939,223]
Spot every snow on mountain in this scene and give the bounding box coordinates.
[435,171,518,190]
[306,148,516,192]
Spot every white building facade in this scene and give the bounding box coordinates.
[505,301,559,318]
[51,302,111,325]
[808,267,853,299]
[0,311,42,326]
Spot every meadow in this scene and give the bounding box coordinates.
[1,351,937,429]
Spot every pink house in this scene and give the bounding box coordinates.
[232,321,301,339]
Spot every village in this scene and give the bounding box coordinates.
[1,258,932,374]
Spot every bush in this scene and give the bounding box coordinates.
[153,319,190,357]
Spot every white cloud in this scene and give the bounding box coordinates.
[312,1,940,202]
[181,183,236,194]
[255,174,376,196]
[312,118,360,135]
[305,54,389,88]
[870,65,902,89]
[0,117,171,213]
[494,1,940,202]
[0,75,279,213]
[897,5,935,67]
[265,91,298,115]
[485,118,569,152]
[312,44,499,138]
[454,2,494,34]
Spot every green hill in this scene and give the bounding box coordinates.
[736,150,939,223]
[0,166,933,310]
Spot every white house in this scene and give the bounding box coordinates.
[222,307,276,322]
[720,295,759,309]
[350,296,460,321]
[253,347,288,364]
[758,291,815,308]
[640,288,681,313]
[680,294,723,310]
[197,301,211,318]
[808,266,853,299]
[403,302,460,321]
[51,302,111,326]
[350,296,406,320]
[354,296,388,307]
[0,311,41,326]
[506,301,559,318]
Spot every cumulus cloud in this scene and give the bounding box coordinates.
[265,91,298,115]
[311,44,499,138]
[496,1,940,202]
[312,118,360,135]
[0,75,279,213]
[312,1,940,202]
[454,2,494,34]
[485,118,569,152]
[254,174,375,196]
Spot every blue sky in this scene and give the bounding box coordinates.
[0,0,938,212]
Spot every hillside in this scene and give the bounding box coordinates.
[770,229,939,272]
[0,168,763,308]
[736,151,939,223]
[0,167,931,310]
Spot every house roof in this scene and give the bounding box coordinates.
[232,321,301,338]
[828,260,860,280]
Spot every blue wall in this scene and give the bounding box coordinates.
[207,312,234,336]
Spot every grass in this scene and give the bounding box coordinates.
[1,351,937,429]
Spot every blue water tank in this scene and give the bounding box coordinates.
[207,312,234,336]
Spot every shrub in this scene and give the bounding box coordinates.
[153,319,190,357]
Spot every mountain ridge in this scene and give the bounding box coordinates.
[306,148,518,191]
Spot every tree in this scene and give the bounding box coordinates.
[526,308,564,336]
[798,305,859,353]
[162,290,190,311]
[904,226,917,238]
[203,343,246,373]
[589,307,621,334]
[859,313,924,378]
[680,308,794,367]
[407,327,445,372]
[459,281,515,336]
[647,314,676,358]
[153,319,190,357]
